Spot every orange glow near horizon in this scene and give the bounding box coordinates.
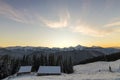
[0,0,120,48]
[0,41,120,48]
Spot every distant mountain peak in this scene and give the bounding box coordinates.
[91,46,103,48]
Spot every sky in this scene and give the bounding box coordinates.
[0,0,120,48]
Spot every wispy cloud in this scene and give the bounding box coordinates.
[39,10,70,28]
[0,1,35,24]
[105,21,120,27]
[0,1,119,37]
[71,21,120,37]
[0,1,70,29]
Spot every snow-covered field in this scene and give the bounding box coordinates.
[4,60,120,80]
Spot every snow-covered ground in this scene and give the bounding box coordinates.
[4,60,120,80]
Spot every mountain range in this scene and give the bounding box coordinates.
[0,45,120,65]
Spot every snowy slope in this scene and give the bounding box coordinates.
[4,60,120,80]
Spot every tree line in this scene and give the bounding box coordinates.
[0,54,74,79]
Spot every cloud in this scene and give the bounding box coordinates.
[0,1,70,29]
[71,21,120,37]
[0,1,119,37]
[39,10,70,28]
[105,21,120,27]
[0,1,35,24]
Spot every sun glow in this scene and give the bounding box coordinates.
[0,0,120,48]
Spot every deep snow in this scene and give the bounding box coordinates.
[4,60,120,80]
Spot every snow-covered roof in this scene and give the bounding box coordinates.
[18,66,32,73]
[37,66,61,74]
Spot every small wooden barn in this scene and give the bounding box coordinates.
[17,66,32,75]
[37,66,61,75]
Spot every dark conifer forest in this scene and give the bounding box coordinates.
[0,54,74,79]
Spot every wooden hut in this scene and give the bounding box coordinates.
[37,66,61,75]
[17,66,32,75]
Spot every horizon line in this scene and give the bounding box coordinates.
[0,45,120,49]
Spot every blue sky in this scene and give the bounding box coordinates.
[0,0,120,47]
